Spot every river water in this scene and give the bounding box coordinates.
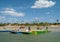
[0,26,60,42]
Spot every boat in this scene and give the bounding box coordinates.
[10,26,50,34]
[0,30,11,32]
[10,31,22,34]
[10,30,50,35]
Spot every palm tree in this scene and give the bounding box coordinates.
[56,19,59,25]
[57,19,59,22]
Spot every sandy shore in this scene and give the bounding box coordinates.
[0,25,60,32]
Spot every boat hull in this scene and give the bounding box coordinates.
[0,30,11,32]
[10,30,50,34]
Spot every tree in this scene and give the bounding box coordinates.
[57,19,59,22]
[56,19,59,24]
[43,22,49,26]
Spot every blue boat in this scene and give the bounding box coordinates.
[10,29,22,34]
[10,31,31,34]
[0,30,11,32]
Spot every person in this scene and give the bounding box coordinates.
[37,26,40,30]
[45,27,48,32]
[46,27,48,30]
[20,25,25,29]
[28,26,31,32]
[37,27,39,30]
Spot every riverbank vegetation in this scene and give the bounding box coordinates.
[0,22,60,26]
[0,19,60,26]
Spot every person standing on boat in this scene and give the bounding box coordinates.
[37,27,40,30]
[28,26,31,32]
[20,24,25,29]
[37,26,41,30]
[26,26,31,32]
[45,27,48,32]
[46,27,48,30]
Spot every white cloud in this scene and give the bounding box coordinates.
[34,17,44,20]
[40,17,44,19]
[0,16,5,19]
[50,19,52,20]
[9,18,18,21]
[0,8,25,17]
[34,17,39,20]
[6,18,18,23]
[0,17,19,23]
[31,0,56,8]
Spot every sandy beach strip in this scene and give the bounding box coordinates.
[0,26,60,32]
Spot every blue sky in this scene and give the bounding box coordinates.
[0,0,60,23]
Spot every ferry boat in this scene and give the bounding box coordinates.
[10,26,50,34]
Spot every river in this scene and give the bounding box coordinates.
[0,26,60,42]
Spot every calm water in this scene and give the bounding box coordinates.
[0,31,60,42]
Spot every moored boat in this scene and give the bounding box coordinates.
[0,30,11,32]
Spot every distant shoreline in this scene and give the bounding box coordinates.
[0,25,60,32]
